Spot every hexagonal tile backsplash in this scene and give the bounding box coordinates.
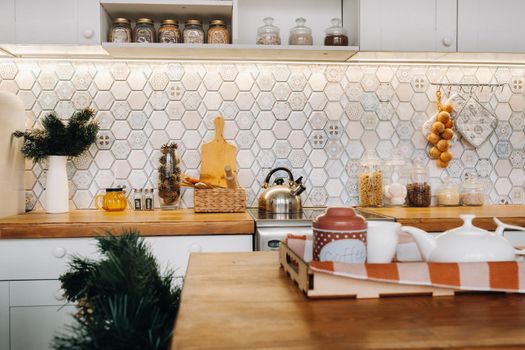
[1,60,524,210]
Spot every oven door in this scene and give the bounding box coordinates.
[256,226,313,251]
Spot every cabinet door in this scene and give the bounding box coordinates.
[458,0,525,52]
[360,0,457,52]
[0,0,15,44]
[0,282,8,350]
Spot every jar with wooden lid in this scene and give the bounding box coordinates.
[358,150,383,207]
[208,19,229,44]
[159,19,181,43]
[288,17,313,45]
[109,18,132,43]
[133,18,156,43]
[324,18,348,46]
[256,17,281,45]
[183,19,205,44]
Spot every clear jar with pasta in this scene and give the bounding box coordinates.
[159,19,181,43]
[358,150,383,207]
[183,19,205,44]
[133,18,156,43]
[109,18,132,43]
[207,19,229,44]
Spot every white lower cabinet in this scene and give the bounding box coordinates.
[0,282,8,350]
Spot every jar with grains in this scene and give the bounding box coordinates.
[288,17,313,45]
[208,19,229,44]
[183,19,205,44]
[436,177,460,206]
[109,18,132,43]
[256,17,281,45]
[406,161,431,207]
[324,18,348,46]
[359,150,383,207]
[159,19,181,43]
[133,18,156,43]
[461,172,485,206]
[383,151,408,207]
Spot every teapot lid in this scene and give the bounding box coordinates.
[313,207,367,231]
[447,214,487,235]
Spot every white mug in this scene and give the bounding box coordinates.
[366,221,401,263]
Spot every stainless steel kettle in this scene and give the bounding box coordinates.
[258,167,306,213]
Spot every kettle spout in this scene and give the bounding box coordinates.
[401,226,436,262]
[290,183,306,196]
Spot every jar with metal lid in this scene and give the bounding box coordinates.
[208,19,229,44]
[358,150,383,207]
[406,161,431,207]
[109,18,132,43]
[436,177,460,206]
[133,18,156,43]
[324,18,348,46]
[383,151,409,207]
[159,19,181,43]
[256,17,281,45]
[183,19,205,44]
[461,172,485,206]
[288,17,313,45]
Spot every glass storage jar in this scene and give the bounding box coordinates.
[159,19,181,43]
[324,18,348,46]
[383,151,408,207]
[133,18,156,43]
[208,19,229,44]
[288,17,313,45]
[109,18,132,43]
[461,172,485,206]
[183,19,205,44]
[436,177,460,206]
[406,161,431,207]
[358,150,383,207]
[256,17,281,45]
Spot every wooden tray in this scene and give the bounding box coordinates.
[279,242,461,299]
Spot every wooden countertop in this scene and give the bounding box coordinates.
[0,209,254,239]
[172,252,525,350]
[361,204,525,231]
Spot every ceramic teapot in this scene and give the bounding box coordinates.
[402,214,525,263]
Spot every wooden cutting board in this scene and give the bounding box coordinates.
[199,116,237,188]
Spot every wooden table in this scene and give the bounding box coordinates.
[172,252,525,349]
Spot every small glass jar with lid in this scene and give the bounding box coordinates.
[208,19,229,44]
[406,161,431,207]
[358,150,384,207]
[109,18,132,43]
[159,19,181,43]
[183,19,205,44]
[288,17,313,45]
[461,172,485,206]
[256,17,281,45]
[383,151,409,207]
[324,18,348,46]
[436,177,460,206]
[133,18,156,43]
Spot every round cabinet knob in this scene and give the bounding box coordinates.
[188,243,202,253]
[52,247,66,258]
[442,36,453,47]
[54,289,65,301]
[83,29,94,39]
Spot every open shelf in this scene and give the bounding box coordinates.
[102,42,358,61]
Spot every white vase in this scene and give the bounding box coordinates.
[46,155,69,213]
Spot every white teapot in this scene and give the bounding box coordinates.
[402,214,525,263]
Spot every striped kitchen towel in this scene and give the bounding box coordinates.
[284,234,525,293]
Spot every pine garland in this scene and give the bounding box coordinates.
[53,232,181,350]
[13,108,99,162]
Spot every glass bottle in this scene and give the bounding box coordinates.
[324,18,348,46]
[256,17,281,45]
[208,19,229,44]
[133,189,143,210]
[383,151,408,207]
[133,18,156,43]
[158,143,182,210]
[144,188,154,210]
[109,18,132,43]
[406,161,431,207]
[183,19,205,44]
[461,172,485,206]
[358,150,383,207]
[288,17,313,45]
[436,177,460,206]
[159,19,181,43]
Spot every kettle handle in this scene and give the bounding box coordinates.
[263,167,294,186]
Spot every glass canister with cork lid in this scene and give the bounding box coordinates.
[406,161,431,207]
[256,17,281,45]
[383,151,408,207]
[288,17,313,45]
[461,172,485,206]
[358,150,383,207]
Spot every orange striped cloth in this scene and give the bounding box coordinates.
[284,234,525,293]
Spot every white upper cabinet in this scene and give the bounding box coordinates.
[458,0,525,52]
[14,0,100,44]
[359,0,457,52]
[0,0,15,43]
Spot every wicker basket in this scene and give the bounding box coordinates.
[193,188,247,213]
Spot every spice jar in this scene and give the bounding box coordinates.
[383,151,408,207]
[406,161,431,207]
[183,19,204,44]
[436,177,460,206]
[288,17,313,45]
[208,19,229,44]
[256,17,281,45]
[109,18,132,43]
[359,150,383,207]
[133,18,156,43]
[159,19,181,43]
[461,172,485,206]
[324,18,348,46]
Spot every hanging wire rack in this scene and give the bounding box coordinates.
[429,82,506,96]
